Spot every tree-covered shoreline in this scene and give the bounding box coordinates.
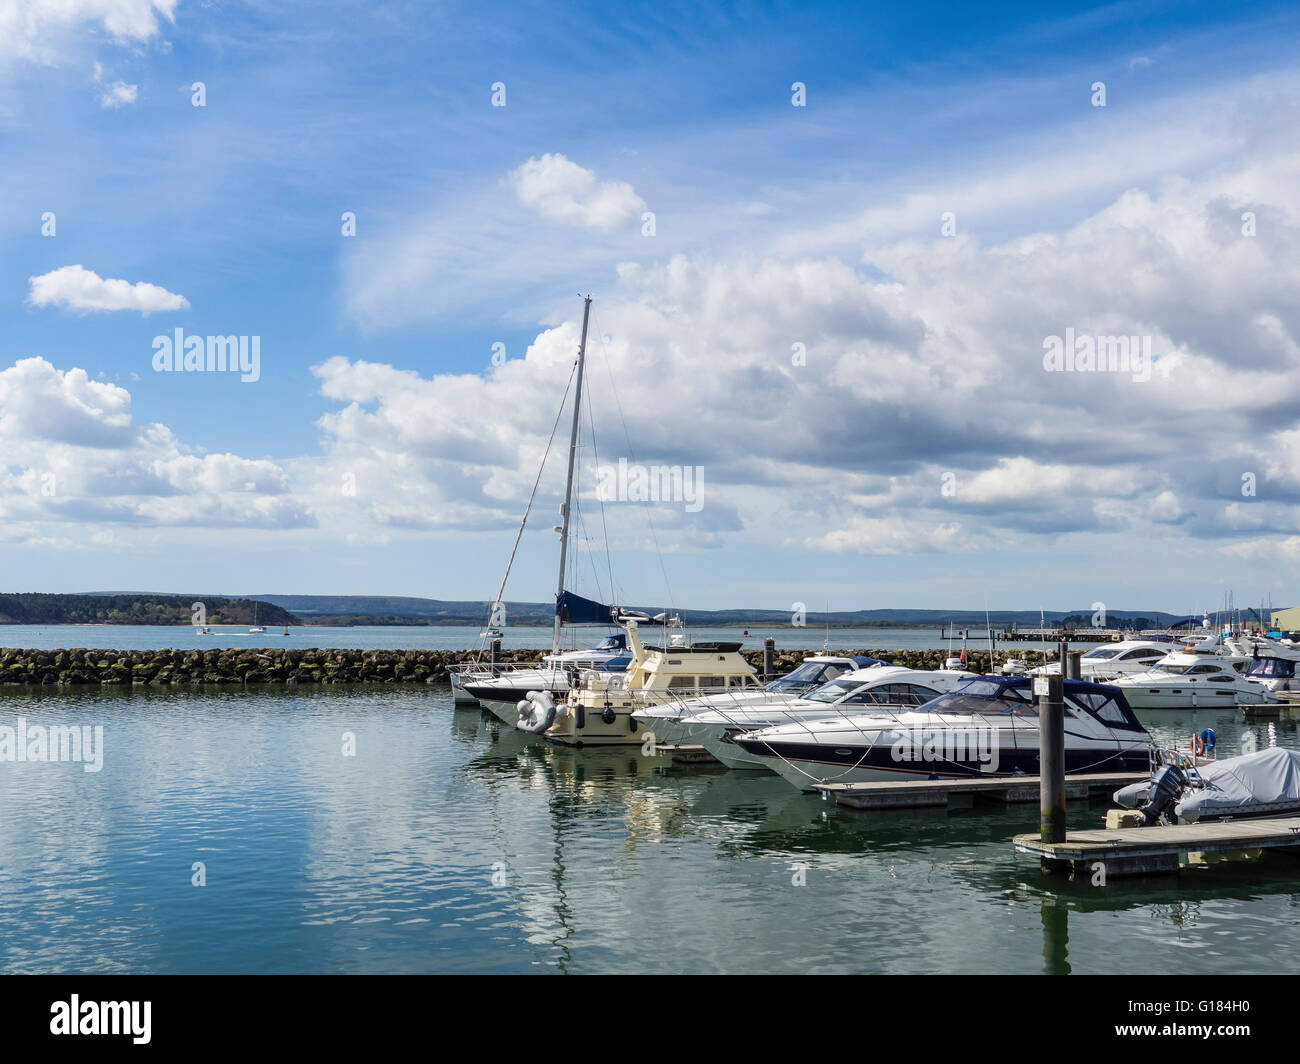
[0,594,298,627]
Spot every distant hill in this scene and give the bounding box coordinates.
[0,594,298,627]
[47,593,1192,628]
[244,597,1192,629]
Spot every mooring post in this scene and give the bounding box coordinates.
[1066,650,1082,679]
[1038,642,1067,844]
[763,638,775,680]
[490,638,501,677]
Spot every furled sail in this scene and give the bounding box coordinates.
[556,590,617,626]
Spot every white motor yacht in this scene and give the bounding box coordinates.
[1031,640,1175,681]
[1109,650,1273,709]
[672,665,979,769]
[732,676,1153,790]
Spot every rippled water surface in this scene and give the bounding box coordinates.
[1,686,1298,974]
[0,624,1100,653]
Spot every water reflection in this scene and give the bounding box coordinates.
[4,684,1300,973]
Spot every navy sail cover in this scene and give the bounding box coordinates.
[556,590,618,625]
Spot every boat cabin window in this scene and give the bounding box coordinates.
[1066,690,1143,730]
[1120,649,1165,662]
[1083,647,1121,660]
[1069,692,1128,725]
[699,675,725,689]
[667,676,697,690]
[863,683,942,706]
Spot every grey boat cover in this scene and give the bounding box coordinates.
[1175,747,1300,822]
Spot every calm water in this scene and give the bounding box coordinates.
[0,624,1095,653]
[1,685,1298,974]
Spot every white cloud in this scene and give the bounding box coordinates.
[510,153,645,231]
[326,127,1300,562]
[0,358,308,536]
[0,0,179,65]
[99,80,137,108]
[27,264,189,315]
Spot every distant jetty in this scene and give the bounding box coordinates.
[0,646,1049,687]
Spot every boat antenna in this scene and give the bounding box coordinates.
[554,295,592,656]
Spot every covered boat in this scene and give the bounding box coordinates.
[1115,747,1300,824]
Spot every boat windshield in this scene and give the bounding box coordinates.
[803,677,866,703]
[769,661,851,692]
[1083,647,1121,660]
[916,680,1037,717]
[1247,657,1297,679]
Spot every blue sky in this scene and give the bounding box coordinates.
[3,0,1300,614]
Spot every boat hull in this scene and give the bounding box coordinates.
[1116,686,1256,709]
[738,737,1152,791]
[464,675,572,726]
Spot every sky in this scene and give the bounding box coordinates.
[1,0,1299,615]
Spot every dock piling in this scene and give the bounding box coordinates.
[762,638,774,680]
[1066,650,1082,679]
[1039,646,1067,845]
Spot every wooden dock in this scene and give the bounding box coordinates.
[1015,817,1300,876]
[1243,694,1300,719]
[815,771,1146,811]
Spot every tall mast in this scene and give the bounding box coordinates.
[554,295,592,654]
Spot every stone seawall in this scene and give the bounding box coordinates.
[0,646,1050,687]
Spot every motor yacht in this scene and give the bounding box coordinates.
[1030,640,1175,681]
[732,675,1153,790]
[1108,650,1273,708]
[671,665,979,769]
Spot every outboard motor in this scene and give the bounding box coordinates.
[1138,763,1189,826]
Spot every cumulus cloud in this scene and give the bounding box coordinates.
[0,0,179,65]
[0,358,308,536]
[27,264,189,315]
[510,153,645,231]
[99,80,137,108]
[324,133,1300,563]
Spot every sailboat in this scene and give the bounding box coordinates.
[249,603,266,634]
[458,296,629,720]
